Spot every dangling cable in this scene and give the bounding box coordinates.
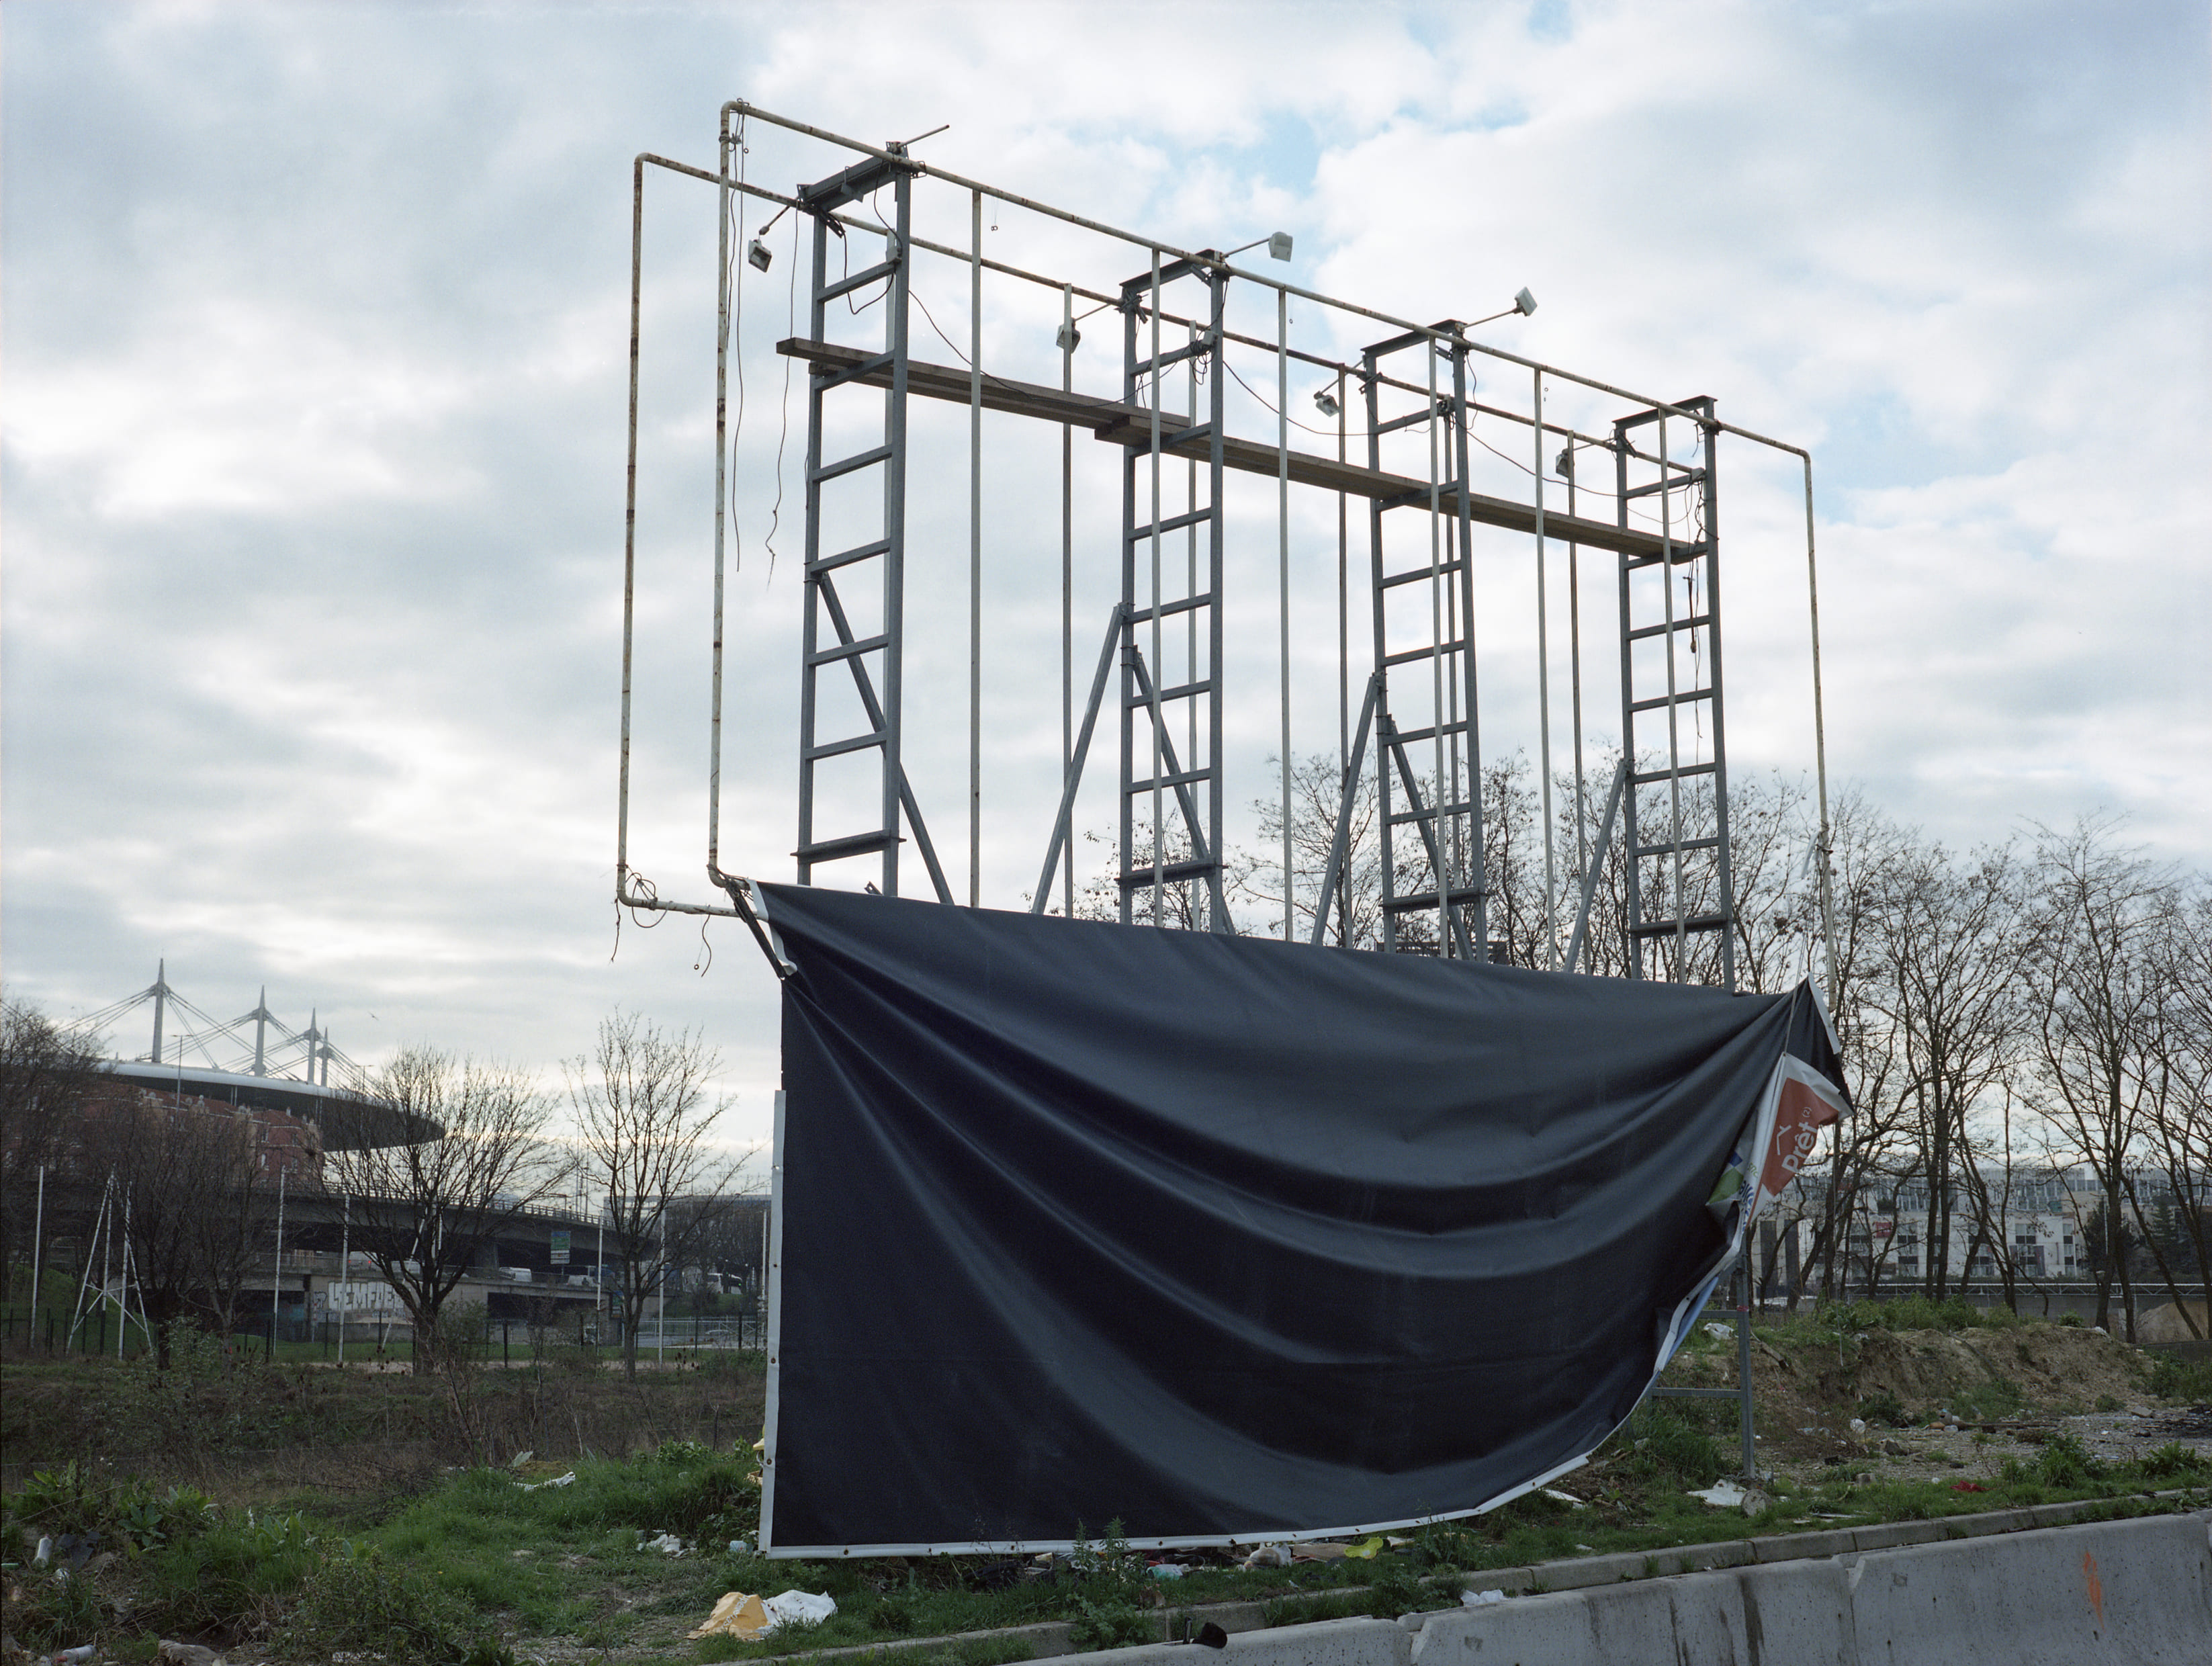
[764,210,799,579]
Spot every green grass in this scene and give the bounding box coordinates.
[2145,1350,2212,1401]
[7,1358,2209,1663]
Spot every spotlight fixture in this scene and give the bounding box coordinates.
[1554,446,1573,480]
[1313,388,1341,419]
[1468,288,1539,329]
[1057,322,1081,353]
[748,237,774,272]
[1223,231,1296,263]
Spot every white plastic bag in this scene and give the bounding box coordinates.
[760,1589,838,1634]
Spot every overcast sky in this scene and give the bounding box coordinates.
[5,1,2207,1153]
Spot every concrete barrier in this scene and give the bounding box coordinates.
[1846,1510,2212,1664]
[1408,1559,1856,1666]
[1018,1509,2210,1666]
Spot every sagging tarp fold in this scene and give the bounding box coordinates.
[756,884,1845,1557]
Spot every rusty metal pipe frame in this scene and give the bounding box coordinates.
[719,99,1811,460]
[620,108,1837,987]
[653,150,1618,454]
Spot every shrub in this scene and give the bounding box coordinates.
[1067,1600,1152,1652]
[3,1564,108,1654]
[134,1511,323,1641]
[279,1543,506,1665]
[2137,1442,2207,1482]
[2145,1352,2212,1401]
[1627,1405,1725,1486]
[2033,1434,2105,1490]
[1856,1391,1908,1428]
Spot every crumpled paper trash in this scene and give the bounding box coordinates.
[642,1531,687,1555]
[690,1589,839,1640]
[691,1592,770,1640]
[518,1471,576,1491]
[1687,1479,1749,1508]
[1240,1543,1292,1570]
[1460,1589,1506,1608]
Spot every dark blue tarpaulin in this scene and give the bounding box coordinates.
[753,883,1844,1557]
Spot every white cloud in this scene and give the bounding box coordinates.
[5,0,2206,1148]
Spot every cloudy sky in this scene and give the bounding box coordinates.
[5,1,2207,1151]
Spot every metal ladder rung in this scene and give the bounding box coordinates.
[803,730,886,762]
[812,350,896,393]
[810,444,894,484]
[1623,470,1707,500]
[795,829,899,864]
[1630,762,1717,785]
[1378,560,1465,591]
[1125,766,1211,794]
[1128,678,1213,707]
[1633,836,1723,859]
[1375,401,1453,436]
[1624,544,1710,570]
[1388,719,1471,746]
[1128,593,1212,626]
[1131,339,1212,378]
[1125,506,1213,543]
[809,538,891,576]
[1630,688,1715,714]
[1386,799,1474,827]
[818,259,901,304]
[1627,613,1713,641]
[1629,913,1729,937]
[1381,885,1487,912]
[806,634,888,668]
[1384,640,1470,668]
[1118,857,1216,889]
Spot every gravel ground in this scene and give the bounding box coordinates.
[1773,1402,2212,1487]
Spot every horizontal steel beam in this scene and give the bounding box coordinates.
[779,338,1667,560]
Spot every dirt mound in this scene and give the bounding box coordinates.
[2137,1301,2208,1344]
[1656,1319,2159,1475]
[1809,1321,2148,1416]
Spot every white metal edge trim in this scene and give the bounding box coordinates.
[759,1086,788,1552]
[1808,979,1843,1059]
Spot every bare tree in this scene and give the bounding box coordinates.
[2139,884,2212,1333]
[1,996,102,1288]
[2027,817,2175,1339]
[80,1090,271,1367]
[1859,839,2031,1300]
[566,1012,742,1377]
[1235,753,1386,948]
[324,1048,567,1372]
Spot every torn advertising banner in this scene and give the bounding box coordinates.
[752,883,1847,1557]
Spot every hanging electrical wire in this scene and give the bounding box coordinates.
[764,210,800,578]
